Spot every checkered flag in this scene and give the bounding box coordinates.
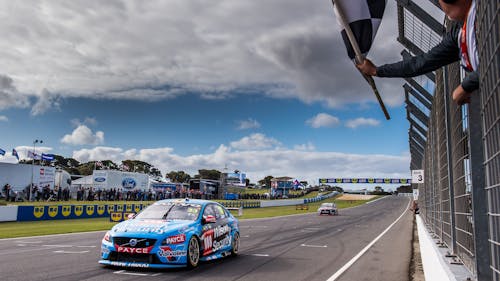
[332,0,386,60]
[331,0,390,120]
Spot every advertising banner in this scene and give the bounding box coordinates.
[226,172,246,187]
[92,170,148,190]
[17,203,149,221]
[319,178,412,184]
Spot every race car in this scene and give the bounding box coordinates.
[317,202,338,215]
[99,198,240,269]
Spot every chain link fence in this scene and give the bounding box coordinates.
[399,0,499,280]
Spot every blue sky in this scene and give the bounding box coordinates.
[0,0,441,187]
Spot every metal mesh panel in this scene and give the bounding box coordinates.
[435,69,452,247]
[477,0,500,279]
[403,8,442,53]
[447,60,476,274]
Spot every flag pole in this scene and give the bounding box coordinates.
[332,0,390,120]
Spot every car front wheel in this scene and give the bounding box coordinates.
[231,232,240,256]
[187,236,200,268]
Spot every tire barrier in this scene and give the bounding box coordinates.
[16,203,152,221]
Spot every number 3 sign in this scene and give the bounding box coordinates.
[411,170,424,184]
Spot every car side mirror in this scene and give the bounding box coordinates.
[203,215,216,224]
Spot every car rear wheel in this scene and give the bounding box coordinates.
[231,232,240,256]
[187,236,200,268]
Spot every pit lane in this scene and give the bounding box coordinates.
[0,196,412,281]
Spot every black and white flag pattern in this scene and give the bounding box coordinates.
[333,0,386,60]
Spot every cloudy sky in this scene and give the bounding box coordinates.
[0,1,443,188]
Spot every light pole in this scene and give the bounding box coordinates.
[30,139,43,201]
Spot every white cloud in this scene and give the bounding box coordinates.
[71,143,410,186]
[60,125,104,145]
[306,113,340,128]
[230,133,282,150]
[236,118,261,130]
[0,115,8,122]
[31,89,60,116]
[345,117,381,129]
[0,0,405,112]
[294,142,315,151]
[0,74,30,110]
[71,117,98,127]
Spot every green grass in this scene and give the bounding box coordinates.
[0,218,115,239]
[0,195,382,239]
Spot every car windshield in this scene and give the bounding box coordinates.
[320,203,334,208]
[135,202,202,221]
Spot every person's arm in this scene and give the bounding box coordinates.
[461,71,479,92]
[358,23,462,78]
[453,71,479,105]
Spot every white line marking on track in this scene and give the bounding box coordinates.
[326,198,411,281]
[76,245,97,248]
[0,230,107,241]
[251,254,270,257]
[301,244,327,248]
[113,270,149,276]
[42,245,73,248]
[151,273,162,276]
[53,250,90,254]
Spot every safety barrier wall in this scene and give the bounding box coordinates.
[16,203,151,221]
[0,206,19,222]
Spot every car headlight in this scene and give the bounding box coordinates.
[103,231,111,242]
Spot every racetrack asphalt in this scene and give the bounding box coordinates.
[0,196,412,281]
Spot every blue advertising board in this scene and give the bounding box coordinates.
[17,203,151,221]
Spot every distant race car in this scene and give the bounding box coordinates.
[99,198,240,269]
[317,202,338,215]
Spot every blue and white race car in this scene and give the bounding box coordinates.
[99,198,240,269]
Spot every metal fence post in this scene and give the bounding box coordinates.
[467,94,492,281]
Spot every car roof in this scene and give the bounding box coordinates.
[154,198,217,206]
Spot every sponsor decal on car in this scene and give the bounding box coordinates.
[165,234,186,244]
[115,246,153,254]
[202,224,231,255]
[158,246,187,258]
[110,261,150,268]
[101,246,110,255]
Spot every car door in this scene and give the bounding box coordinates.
[200,204,231,256]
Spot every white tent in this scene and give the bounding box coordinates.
[71,175,93,189]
